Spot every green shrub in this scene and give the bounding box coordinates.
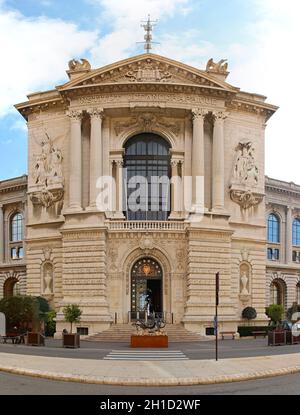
[45,310,56,337]
[0,296,39,331]
[266,304,284,323]
[242,307,257,321]
[238,326,272,337]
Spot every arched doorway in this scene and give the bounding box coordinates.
[131,257,163,318]
[3,277,20,298]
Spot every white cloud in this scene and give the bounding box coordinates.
[0,5,97,117]
[227,0,300,183]
[89,0,191,65]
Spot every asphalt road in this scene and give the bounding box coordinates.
[1,338,300,360]
[1,370,300,395]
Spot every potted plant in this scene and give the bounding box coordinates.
[266,305,285,346]
[62,304,82,348]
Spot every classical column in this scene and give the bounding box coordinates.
[169,159,181,218]
[286,206,293,264]
[191,109,207,211]
[114,159,124,218]
[67,110,83,211]
[0,204,3,263]
[212,111,228,211]
[87,108,104,209]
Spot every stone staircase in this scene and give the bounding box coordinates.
[85,323,205,343]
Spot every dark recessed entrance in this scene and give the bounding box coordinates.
[131,258,163,318]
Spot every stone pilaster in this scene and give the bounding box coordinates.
[67,110,83,211]
[114,159,125,219]
[286,206,293,264]
[87,108,104,209]
[169,159,181,219]
[0,204,3,263]
[212,111,228,211]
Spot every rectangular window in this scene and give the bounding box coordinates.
[11,247,18,260]
[76,327,89,336]
[293,251,297,262]
[18,247,24,259]
[274,249,280,260]
[267,248,273,260]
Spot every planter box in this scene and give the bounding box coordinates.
[63,333,80,348]
[131,335,168,348]
[27,332,45,346]
[268,330,286,346]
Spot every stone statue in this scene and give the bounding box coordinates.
[206,58,228,73]
[68,58,91,71]
[240,271,249,295]
[43,263,53,295]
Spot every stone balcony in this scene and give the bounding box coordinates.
[107,220,187,231]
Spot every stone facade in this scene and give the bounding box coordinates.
[0,53,283,336]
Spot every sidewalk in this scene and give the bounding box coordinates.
[1,352,300,385]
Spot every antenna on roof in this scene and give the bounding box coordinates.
[137,14,160,53]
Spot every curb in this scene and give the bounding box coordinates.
[1,364,300,386]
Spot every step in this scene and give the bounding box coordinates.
[85,324,205,343]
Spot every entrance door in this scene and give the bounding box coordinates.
[131,258,163,318]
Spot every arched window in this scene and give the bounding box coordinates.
[267,214,280,243]
[10,213,24,242]
[270,279,286,308]
[297,283,300,305]
[293,219,300,246]
[3,277,20,298]
[124,133,171,221]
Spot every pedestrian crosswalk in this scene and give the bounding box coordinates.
[103,349,189,361]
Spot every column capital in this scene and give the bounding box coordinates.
[191,108,209,121]
[171,159,180,168]
[66,109,83,121]
[212,111,229,121]
[87,107,104,119]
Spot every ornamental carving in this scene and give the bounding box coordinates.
[114,113,181,136]
[139,236,155,252]
[68,58,91,71]
[232,142,258,187]
[230,141,263,210]
[125,64,172,83]
[30,128,64,208]
[206,58,228,73]
[230,190,264,210]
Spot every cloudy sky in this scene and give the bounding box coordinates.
[0,0,299,182]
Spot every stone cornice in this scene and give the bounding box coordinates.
[265,177,300,199]
[0,175,28,194]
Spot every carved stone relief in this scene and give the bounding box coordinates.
[42,262,54,295]
[230,141,264,209]
[114,113,181,136]
[30,127,64,208]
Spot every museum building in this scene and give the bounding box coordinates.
[1,52,297,337]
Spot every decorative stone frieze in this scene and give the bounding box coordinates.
[114,113,181,136]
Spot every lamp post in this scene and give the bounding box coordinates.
[215,272,220,362]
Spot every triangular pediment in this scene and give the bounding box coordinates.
[57,54,238,93]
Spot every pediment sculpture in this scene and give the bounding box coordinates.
[68,58,91,71]
[230,141,264,209]
[206,58,228,74]
[30,129,64,208]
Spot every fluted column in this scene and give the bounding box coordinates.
[212,111,228,211]
[0,204,3,263]
[87,108,104,209]
[191,109,207,211]
[67,110,83,211]
[286,206,293,264]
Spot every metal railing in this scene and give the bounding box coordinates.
[127,311,174,324]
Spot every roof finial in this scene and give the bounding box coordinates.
[138,14,159,53]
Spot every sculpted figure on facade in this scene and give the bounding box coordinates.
[230,141,263,209]
[68,58,91,71]
[206,58,228,73]
[31,129,64,208]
